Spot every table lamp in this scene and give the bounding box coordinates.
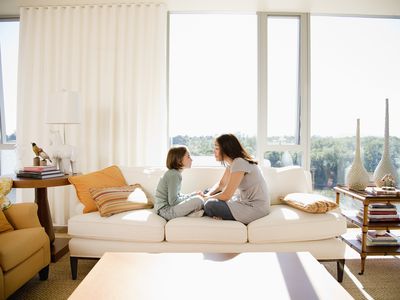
[45,90,81,173]
[46,90,81,144]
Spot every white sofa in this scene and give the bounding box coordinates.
[68,166,347,281]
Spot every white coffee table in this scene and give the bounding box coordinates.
[69,252,353,300]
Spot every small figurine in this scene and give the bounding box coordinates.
[31,142,53,164]
[379,174,396,190]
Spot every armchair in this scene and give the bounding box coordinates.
[0,203,50,300]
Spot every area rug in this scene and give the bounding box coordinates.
[9,255,400,300]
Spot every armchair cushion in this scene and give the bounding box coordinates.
[0,227,48,271]
[3,203,41,229]
[0,210,13,233]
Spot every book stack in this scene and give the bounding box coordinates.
[17,165,65,179]
[357,230,400,246]
[357,203,400,222]
[365,187,400,197]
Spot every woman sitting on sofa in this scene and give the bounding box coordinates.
[203,134,270,224]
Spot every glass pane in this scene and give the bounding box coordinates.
[169,14,257,166]
[310,16,400,210]
[264,150,302,168]
[0,149,16,202]
[266,16,300,145]
[0,21,19,143]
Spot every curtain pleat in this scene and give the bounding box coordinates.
[17,3,167,225]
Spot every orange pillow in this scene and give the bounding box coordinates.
[68,165,127,213]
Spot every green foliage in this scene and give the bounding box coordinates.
[171,134,400,189]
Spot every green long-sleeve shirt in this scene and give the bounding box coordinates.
[154,169,192,212]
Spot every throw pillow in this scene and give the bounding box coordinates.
[0,210,13,233]
[89,184,153,217]
[281,193,338,213]
[69,165,127,213]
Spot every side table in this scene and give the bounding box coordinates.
[12,175,74,262]
[334,185,400,275]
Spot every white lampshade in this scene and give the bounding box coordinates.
[46,90,81,124]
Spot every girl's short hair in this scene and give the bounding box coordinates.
[216,134,257,165]
[166,145,188,170]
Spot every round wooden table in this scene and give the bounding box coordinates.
[12,175,72,262]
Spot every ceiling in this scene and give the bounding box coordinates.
[1,0,400,17]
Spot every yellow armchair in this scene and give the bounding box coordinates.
[0,203,50,300]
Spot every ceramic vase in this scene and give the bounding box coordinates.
[373,98,398,187]
[345,119,370,190]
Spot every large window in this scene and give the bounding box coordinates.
[0,20,19,176]
[168,13,307,167]
[168,13,257,166]
[310,16,400,209]
[258,13,308,168]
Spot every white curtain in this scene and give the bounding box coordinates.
[17,3,168,225]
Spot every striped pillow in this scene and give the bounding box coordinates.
[90,184,153,217]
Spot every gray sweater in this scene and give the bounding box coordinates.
[154,169,192,212]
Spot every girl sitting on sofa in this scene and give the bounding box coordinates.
[155,145,204,221]
[203,134,270,224]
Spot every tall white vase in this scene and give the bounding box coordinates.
[373,98,398,187]
[345,119,370,190]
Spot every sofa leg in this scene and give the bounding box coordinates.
[70,256,78,280]
[337,259,345,282]
[39,265,49,280]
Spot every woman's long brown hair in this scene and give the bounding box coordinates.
[216,134,257,165]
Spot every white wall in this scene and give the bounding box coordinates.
[0,0,19,17]
[2,0,398,16]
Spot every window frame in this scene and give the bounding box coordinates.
[257,12,310,169]
[0,17,18,149]
[0,18,19,177]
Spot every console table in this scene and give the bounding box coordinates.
[334,185,400,275]
[12,175,73,262]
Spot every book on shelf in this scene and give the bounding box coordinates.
[359,211,399,218]
[357,233,400,246]
[369,203,396,209]
[365,187,400,196]
[23,165,58,172]
[361,210,398,215]
[356,212,400,222]
[365,231,398,241]
[17,171,65,179]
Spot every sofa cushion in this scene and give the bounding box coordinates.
[68,209,166,242]
[281,193,338,213]
[0,227,48,271]
[262,167,312,205]
[165,217,247,244]
[248,205,346,243]
[90,184,153,217]
[69,165,127,213]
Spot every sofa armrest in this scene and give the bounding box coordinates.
[3,203,41,229]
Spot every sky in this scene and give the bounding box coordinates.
[169,14,400,138]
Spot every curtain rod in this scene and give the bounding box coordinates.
[18,1,165,8]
